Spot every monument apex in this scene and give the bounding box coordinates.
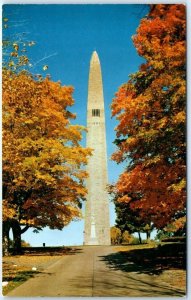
[84,51,110,245]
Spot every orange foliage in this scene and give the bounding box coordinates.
[111,5,186,229]
[3,69,91,229]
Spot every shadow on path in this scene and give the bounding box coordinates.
[94,271,185,297]
[100,243,186,275]
[97,244,186,297]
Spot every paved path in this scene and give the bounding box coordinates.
[7,246,185,297]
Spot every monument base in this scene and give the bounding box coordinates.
[86,238,99,245]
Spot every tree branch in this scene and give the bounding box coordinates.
[33,52,57,67]
[20,225,30,234]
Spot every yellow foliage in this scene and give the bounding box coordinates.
[2,69,92,230]
[173,111,186,124]
[2,200,16,221]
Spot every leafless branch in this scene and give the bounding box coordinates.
[33,52,58,67]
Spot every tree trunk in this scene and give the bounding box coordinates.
[3,221,11,256]
[11,221,30,254]
[138,232,142,244]
[146,231,151,243]
[11,220,22,254]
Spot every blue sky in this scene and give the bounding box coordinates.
[4,4,149,246]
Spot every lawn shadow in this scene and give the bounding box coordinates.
[3,269,54,296]
[3,270,42,282]
[11,246,83,256]
[100,243,186,275]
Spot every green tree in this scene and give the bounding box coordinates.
[114,200,153,244]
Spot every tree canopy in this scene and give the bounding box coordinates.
[111,4,186,231]
[2,17,91,254]
[3,70,91,230]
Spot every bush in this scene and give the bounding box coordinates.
[110,226,122,245]
[129,237,141,245]
[121,231,134,244]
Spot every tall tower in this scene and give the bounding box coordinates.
[84,51,110,245]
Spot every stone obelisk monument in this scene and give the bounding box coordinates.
[84,51,110,245]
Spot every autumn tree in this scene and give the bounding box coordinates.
[121,231,133,244]
[110,226,122,245]
[155,215,186,241]
[2,18,91,255]
[3,70,91,254]
[111,5,186,231]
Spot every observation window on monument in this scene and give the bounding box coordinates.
[92,109,100,117]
